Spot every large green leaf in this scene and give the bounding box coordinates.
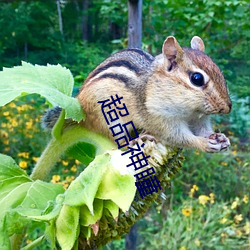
[79,199,103,227]
[0,154,65,248]
[96,163,136,212]
[56,205,80,250]
[0,154,30,181]
[64,153,110,213]
[0,62,84,121]
[65,142,96,165]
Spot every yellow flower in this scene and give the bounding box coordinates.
[18,152,30,159]
[182,207,192,217]
[51,175,61,183]
[32,157,39,162]
[231,198,240,209]
[194,238,201,247]
[179,247,186,250]
[70,165,77,172]
[234,214,243,224]
[198,195,210,206]
[243,195,248,204]
[62,160,69,166]
[19,161,28,169]
[26,121,33,129]
[0,130,8,138]
[189,184,199,197]
[221,232,227,238]
[75,159,81,165]
[11,119,18,127]
[236,229,242,237]
[3,111,9,116]
[63,182,69,189]
[220,217,228,224]
[9,102,16,108]
[232,150,237,156]
[209,193,215,204]
[244,221,250,234]
[66,176,75,182]
[221,162,228,167]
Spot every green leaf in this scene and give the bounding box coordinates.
[45,220,56,249]
[0,176,32,201]
[64,153,111,213]
[21,235,45,250]
[52,109,65,139]
[0,62,84,122]
[65,142,96,165]
[79,199,103,226]
[20,181,64,213]
[0,154,30,181]
[103,200,119,219]
[96,162,136,212]
[56,205,80,250]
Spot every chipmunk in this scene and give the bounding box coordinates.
[43,36,232,153]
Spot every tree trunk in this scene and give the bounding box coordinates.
[125,223,137,250]
[56,0,63,36]
[82,0,89,41]
[128,0,142,48]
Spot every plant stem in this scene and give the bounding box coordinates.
[30,126,115,181]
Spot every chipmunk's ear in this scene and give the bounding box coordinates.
[191,36,205,52]
[162,36,184,63]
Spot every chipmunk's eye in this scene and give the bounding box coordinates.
[190,72,204,87]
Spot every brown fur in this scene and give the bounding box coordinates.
[77,36,231,152]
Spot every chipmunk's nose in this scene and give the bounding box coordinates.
[219,101,232,114]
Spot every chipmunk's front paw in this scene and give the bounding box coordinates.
[206,133,230,152]
[128,131,156,147]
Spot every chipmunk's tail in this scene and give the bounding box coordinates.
[41,106,62,130]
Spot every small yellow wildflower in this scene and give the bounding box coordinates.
[63,182,69,189]
[221,162,228,167]
[236,229,242,237]
[66,176,75,182]
[51,175,61,183]
[11,119,18,127]
[75,159,81,165]
[179,247,186,250]
[26,121,33,129]
[243,195,248,204]
[232,150,237,156]
[244,221,250,234]
[220,217,228,224]
[231,198,240,209]
[70,165,77,172]
[198,195,210,206]
[9,103,16,108]
[19,161,28,169]
[194,238,201,247]
[182,207,192,217]
[221,232,227,238]
[3,111,9,116]
[62,160,69,166]
[209,193,215,204]
[189,184,199,197]
[234,214,243,224]
[32,157,39,162]
[18,152,29,158]
[0,130,8,138]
